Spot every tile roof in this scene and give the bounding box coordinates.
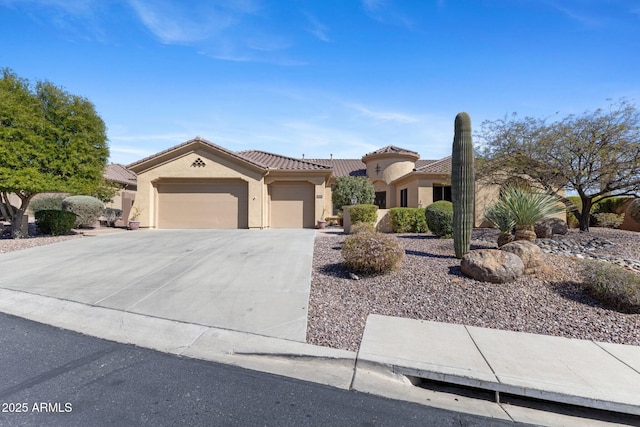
[239,150,332,171]
[105,163,137,186]
[363,145,419,157]
[123,137,450,179]
[127,136,268,170]
[305,159,367,177]
[414,156,451,174]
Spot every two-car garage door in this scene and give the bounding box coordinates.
[156,179,315,229]
[157,180,248,229]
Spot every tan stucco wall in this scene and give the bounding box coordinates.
[133,148,266,228]
[394,180,419,208]
[364,156,416,185]
[393,174,450,210]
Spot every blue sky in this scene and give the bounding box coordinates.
[1,0,639,165]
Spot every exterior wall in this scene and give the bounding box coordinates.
[363,156,415,184]
[105,188,136,226]
[324,184,333,218]
[133,148,266,229]
[474,178,500,227]
[393,174,450,210]
[394,180,419,208]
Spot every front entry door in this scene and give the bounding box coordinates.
[374,191,386,209]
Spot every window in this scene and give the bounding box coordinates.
[433,185,452,202]
[400,188,408,207]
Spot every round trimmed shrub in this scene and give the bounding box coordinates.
[579,259,640,313]
[350,222,376,234]
[342,231,404,275]
[29,196,66,213]
[35,210,77,236]
[425,201,453,238]
[61,195,105,228]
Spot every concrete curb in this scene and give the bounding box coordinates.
[354,315,640,419]
[0,288,356,390]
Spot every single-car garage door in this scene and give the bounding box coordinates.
[269,182,315,228]
[157,179,248,229]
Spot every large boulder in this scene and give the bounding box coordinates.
[461,250,524,283]
[500,240,545,274]
[536,218,568,236]
[534,221,552,239]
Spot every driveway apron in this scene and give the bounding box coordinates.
[0,229,315,342]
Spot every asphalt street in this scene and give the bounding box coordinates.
[0,312,533,427]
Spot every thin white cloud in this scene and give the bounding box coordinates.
[0,0,108,41]
[127,0,241,44]
[304,12,330,42]
[347,103,420,124]
[127,0,308,65]
[360,0,413,28]
[542,0,603,28]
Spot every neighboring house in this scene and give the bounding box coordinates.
[104,163,137,226]
[127,136,501,229]
[4,164,137,222]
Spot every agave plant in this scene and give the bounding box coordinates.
[484,203,516,247]
[493,185,565,241]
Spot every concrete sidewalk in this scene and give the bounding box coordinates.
[353,315,640,424]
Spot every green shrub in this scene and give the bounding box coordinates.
[61,195,105,228]
[342,231,404,274]
[494,186,564,227]
[566,196,628,227]
[332,176,375,211]
[35,210,77,236]
[350,222,376,234]
[425,201,453,238]
[346,204,378,225]
[593,213,624,229]
[29,196,65,213]
[593,197,630,214]
[579,259,640,313]
[103,208,123,227]
[390,207,428,233]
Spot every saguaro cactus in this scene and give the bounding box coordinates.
[452,112,475,258]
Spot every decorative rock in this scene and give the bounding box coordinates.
[534,221,552,239]
[500,240,545,274]
[539,218,568,235]
[461,249,524,283]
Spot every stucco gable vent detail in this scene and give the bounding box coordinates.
[191,158,206,167]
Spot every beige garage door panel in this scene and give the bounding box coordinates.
[270,182,314,228]
[158,180,248,229]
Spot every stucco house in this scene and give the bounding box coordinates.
[127,136,501,229]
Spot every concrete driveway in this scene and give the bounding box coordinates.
[0,229,315,342]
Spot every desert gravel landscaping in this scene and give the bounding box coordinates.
[307,227,640,351]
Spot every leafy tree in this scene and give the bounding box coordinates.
[331,176,375,211]
[0,68,109,238]
[477,100,640,231]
